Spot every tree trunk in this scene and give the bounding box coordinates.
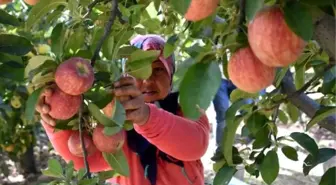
[19,143,38,176]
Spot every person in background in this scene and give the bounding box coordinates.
[35,34,210,185]
[211,78,266,161]
[211,78,237,161]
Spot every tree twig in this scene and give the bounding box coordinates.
[78,99,91,178]
[269,101,280,147]
[116,9,126,24]
[84,0,105,18]
[91,0,118,66]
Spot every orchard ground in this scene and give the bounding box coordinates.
[0,95,334,185]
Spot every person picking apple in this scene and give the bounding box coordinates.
[35,34,210,185]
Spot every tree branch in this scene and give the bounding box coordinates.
[280,71,336,133]
[287,64,334,98]
[91,0,118,66]
[313,13,335,60]
[78,99,91,178]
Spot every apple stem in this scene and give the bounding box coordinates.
[91,0,119,67]
[78,99,91,179]
[237,0,246,34]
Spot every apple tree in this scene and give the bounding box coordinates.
[0,0,335,184]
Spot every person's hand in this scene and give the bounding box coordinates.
[113,76,149,125]
[36,87,56,126]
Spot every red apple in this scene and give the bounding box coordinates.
[45,86,82,120]
[228,47,276,93]
[102,99,115,118]
[55,57,94,95]
[92,124,125,154]
[248,6,306,67]
[68,131,97,157]
[0,0,12,5]
[24,0,39,5]
[184,0,219,21]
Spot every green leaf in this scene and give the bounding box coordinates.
[103,150,130,177]
[306,106,336,131]
[319,167,335,185]
[274,67,289,87]
[25,87,44,121]
[287,102,300,123]
[245,164,259,177]
[68,0,79,17]
[303,148,336,175]
[169,0,191,15]
[65,27,85,53]
[102,35,114,60]
[77,168,86,181]
[259,150,279,185]
[278,110,289,124]
[213,165,237,185]
[98,170,118,182]
[245,0,263,22]
[84,86,113,109]
[230,89,259,102]
[290,132,318,157]
[46,6,65,23]
[179,61,221,120]
[163,35,178,58]
[283,1,313,41]
[281,146,298,161]
[252,126,271,149]
[26,0,68,30]
[74,49,93,60]
[78,177,99,185]
[246,112,268,136]
[0,62,24,82]
[126,50,160,79]
[117,46,138,58]
[103,126,122,136]
[87,102,118,127]
[27,60,57,81]
[112,100,126,126]
[53,118,78,131]
[112,30,134,60]
[295,64,305,89]
[51,23,65,59]
[41,159,64,178]
[65,161,74,181]
[222,99,251,165]
[141,18,161,33]
[0,9,21,26]
[300,0,334,6]
[0,53,22,63]
[25,56,53,78]
[0,34,33,56]
[213,159,226,173]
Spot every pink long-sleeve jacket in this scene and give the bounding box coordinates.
[42,103,210,185]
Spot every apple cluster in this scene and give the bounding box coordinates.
[228,7,306,93]
[47,57,125,157]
